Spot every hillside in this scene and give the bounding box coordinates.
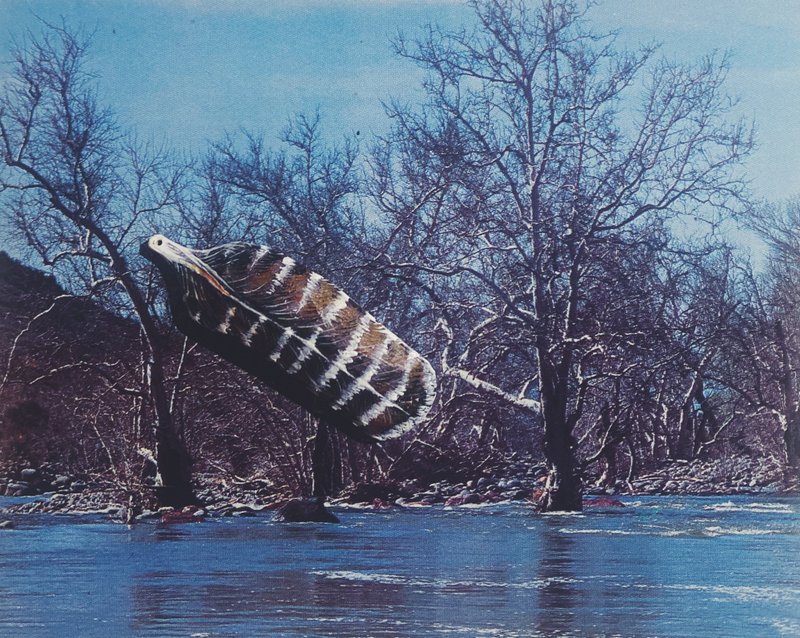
[0,252,141,470]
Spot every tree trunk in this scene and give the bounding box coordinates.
[675,371,706,461]
[117,259,193,508]
[785,412,800,469]
[674,404,695,461]
[598,404,618,489]
[311,418,342,498]
[73,222,195,508]
[692,377,716,458]
[776,320,800,468]
[148,354,194,507]
[538,367,582,512]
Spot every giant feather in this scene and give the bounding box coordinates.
[140,235,436,442]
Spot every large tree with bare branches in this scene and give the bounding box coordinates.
[372,0,752,510]
[0,23,194,506]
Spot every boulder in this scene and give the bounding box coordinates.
[71,480,87,493]
[0,520,14,529]
[5,482,31,496]
[508,489,530,501]
[342,480,412,504]
[275,498,339,523]
[160,505,204,524]
[371,498,399,509]
[445,491,483,507]
[20,468,39,482]
[134,509,160,522]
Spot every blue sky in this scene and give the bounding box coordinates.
[1,0,799,202]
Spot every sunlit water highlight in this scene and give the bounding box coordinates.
[0,495,798,637]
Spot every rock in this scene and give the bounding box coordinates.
[275,497,339,523]
[71,481,87,493]
[5,482,30,496]
[416,490,441,503]
[342,480,412,504]
[195,489,217,504]
[221,503,262,517]
[135,510,160,522]
[445,491,483,507]
[20,468,39,482]
[160,505,204,524]
[444,484,461,496]
[476,477,491,490]
[371,498,398,509]
[0,520,14,529]
[508,489,530,501]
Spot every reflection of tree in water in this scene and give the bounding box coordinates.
[130,570,409,634]
[130,569,313,634]
[129,525,408,635]
[310,572,408,612]
[534,521,578,636]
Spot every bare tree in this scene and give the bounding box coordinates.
[372,0,752,509]
[731,200,800,468]
[0,23,194,506]
[188,114,375,496]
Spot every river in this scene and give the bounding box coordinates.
[1,495,798,637]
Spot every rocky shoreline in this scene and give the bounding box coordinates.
[1,455,796,524]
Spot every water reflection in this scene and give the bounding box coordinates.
[151,526,191,542]
[311,571,408,611]
[534,520,578,636]
[128,520,412,635]
[3,499,795,637]
[130,569,312,634]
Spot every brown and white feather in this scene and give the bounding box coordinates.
[158,241,435,441]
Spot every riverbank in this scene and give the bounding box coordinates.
[1,454,796,522]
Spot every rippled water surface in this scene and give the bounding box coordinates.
[1,495,799,637]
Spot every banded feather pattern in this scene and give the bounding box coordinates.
[141,236,436,441]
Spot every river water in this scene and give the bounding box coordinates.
[1,495,798,637]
